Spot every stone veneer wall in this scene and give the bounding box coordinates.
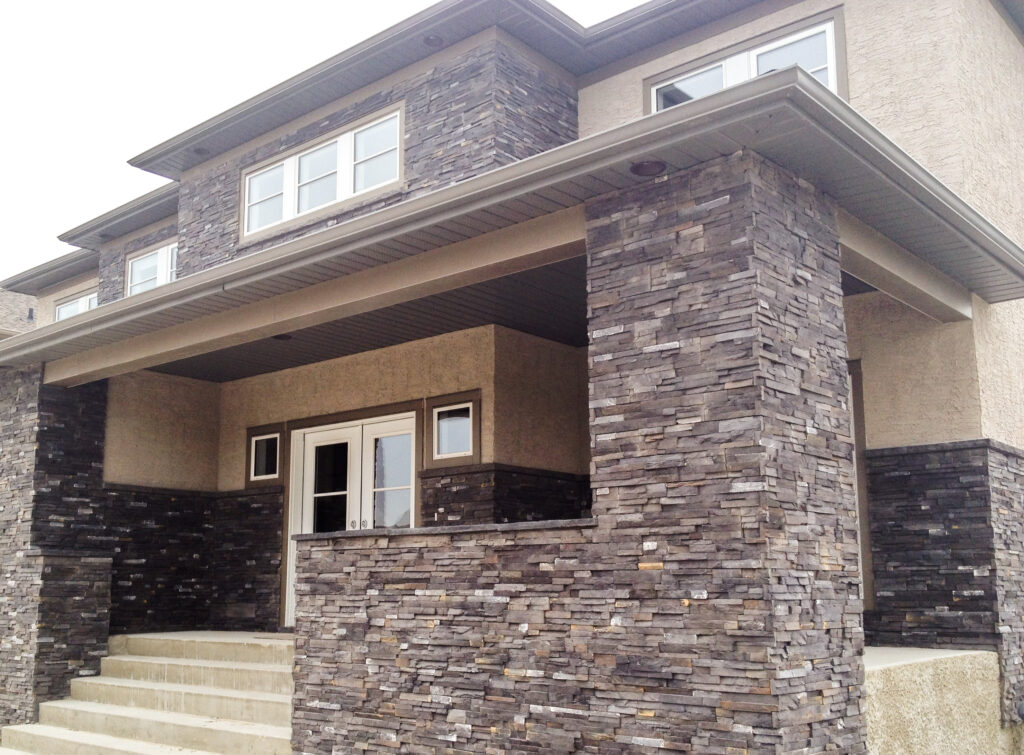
[865,439,1024,724]
[291,151,866,752]
[419,463,590,526]
[172,37,577,280]
[106,485,284,635]
[97,221,178,306]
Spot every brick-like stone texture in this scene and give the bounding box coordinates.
[419,464,590,526]
[97,222,177,306]
[865,438,1024,724]
[0,290,37,333]
[172,37,577,281]
[106,485,284,634]
[292,151,865,752]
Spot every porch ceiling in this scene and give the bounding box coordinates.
[1,68,1022,384]
[153,257,586,382]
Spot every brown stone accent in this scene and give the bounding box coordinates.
[291,151,865,752]
[418,463,590,525]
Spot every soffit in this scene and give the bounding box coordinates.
[0,248,101,296]
[1,69,1022,373]
[129,0,762,179]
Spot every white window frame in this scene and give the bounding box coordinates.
[652,21,836,112]
[249,433,281,482]
[126,242,178,297]
[432,402,474,460]
[55,290,99,321]
[243,110,401,236]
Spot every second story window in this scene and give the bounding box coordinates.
[244,111,401,235]
[127,242,177,296]
[653,21,836,111]
[55,291,98,321]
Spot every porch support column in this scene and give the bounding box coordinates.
[586,150,865,751]
[0,366,110,724]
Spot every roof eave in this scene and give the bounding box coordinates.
[59,183,180,251]
[0,248,102,296]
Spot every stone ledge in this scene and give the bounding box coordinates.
[865,437,1024,460]
[293,517,597,542]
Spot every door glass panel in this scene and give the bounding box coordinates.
[374,490,411,528]
[374,435,411,488]
[314,494,348,533]
[314,443,349,494]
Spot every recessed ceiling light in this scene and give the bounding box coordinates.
[630,160,667,177]
[271,333,293,341]
[423,34,444,48]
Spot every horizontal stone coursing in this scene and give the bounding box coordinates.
[419,464,590,526]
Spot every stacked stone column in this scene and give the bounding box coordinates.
[586,150,865,750]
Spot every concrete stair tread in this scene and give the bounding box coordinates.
[39,700,291,739]
[0,723,220,754]
[105,654,290,672]
[73,676,291,703]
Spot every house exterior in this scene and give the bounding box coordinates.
[1,0,1023,752]
[0,291,36,340]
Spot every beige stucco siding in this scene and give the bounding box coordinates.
[104,371,221,491]
[975,297,1024,450]
[845,292,983,449]
[493,328,588,476]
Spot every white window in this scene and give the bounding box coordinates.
[250,433,280,481]
[127,242,178,296]
[244,111,400,235]
[55,291,98,321]
[653,21,836,111]
[433,403,473,460]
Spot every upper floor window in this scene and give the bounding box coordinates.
[244,111,401,235]
[127,242,177,296]
[653,21,836,111]
[55,291,98,321]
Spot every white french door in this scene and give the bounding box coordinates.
[285,413,415,625]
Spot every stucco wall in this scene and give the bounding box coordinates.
[845,292,983,449]
[35,274,99,327]
[976,297,1024,453]
[864,648,1022,754]
[104,371,221,491]
[493,327,588,475]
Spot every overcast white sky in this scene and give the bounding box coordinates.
[0,1,648,282]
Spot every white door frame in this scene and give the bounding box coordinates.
[285,411,416,626]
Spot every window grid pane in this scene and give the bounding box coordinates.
[756,31,828,76]
[354,150,398,192]
[655,65,724,110]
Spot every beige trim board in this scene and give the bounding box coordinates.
[44,206,585,387]
[838,209,973,322]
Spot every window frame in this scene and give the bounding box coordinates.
[242,109,402,237]
[249,432,282,482]
[432,402,474,461]
[54,290,99,322]
[125,241,178,297]
[651,19,837,113]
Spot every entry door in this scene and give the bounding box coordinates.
[285,413,416,625]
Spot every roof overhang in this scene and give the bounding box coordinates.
[1000,0,1024,33]
[1,248,101,296]
[2,69,1023,383]
[128,0,763,179]
[59,183,179,251]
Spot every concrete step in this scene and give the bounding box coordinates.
[101,655,293,695]
[0,723,219,754]
[108,632,294,666]
[70,676,292,727]
[38,700,290,755]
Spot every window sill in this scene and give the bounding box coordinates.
[293,516,597,542]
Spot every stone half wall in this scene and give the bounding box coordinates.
[419,463,591,526]
[291,151,865,752]
[864,438,1024,725]
[172,34,578,281]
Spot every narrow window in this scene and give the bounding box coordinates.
[433,403,473,460]
[250,433,280,481]
[127,243,178,296]
[246,165,286,232]
[55,291,99,321]
[297,142,338,213]
[353,115,399,193]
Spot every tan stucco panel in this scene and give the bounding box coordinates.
[217,326,499,491]
[865,649,1023,754]
[105,370,221,491]
[492,328,588,476]
[845,292,983,449]
[974,297,1024,451]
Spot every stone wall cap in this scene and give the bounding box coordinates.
[294,517,597,542]
[865,438,1024,460]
